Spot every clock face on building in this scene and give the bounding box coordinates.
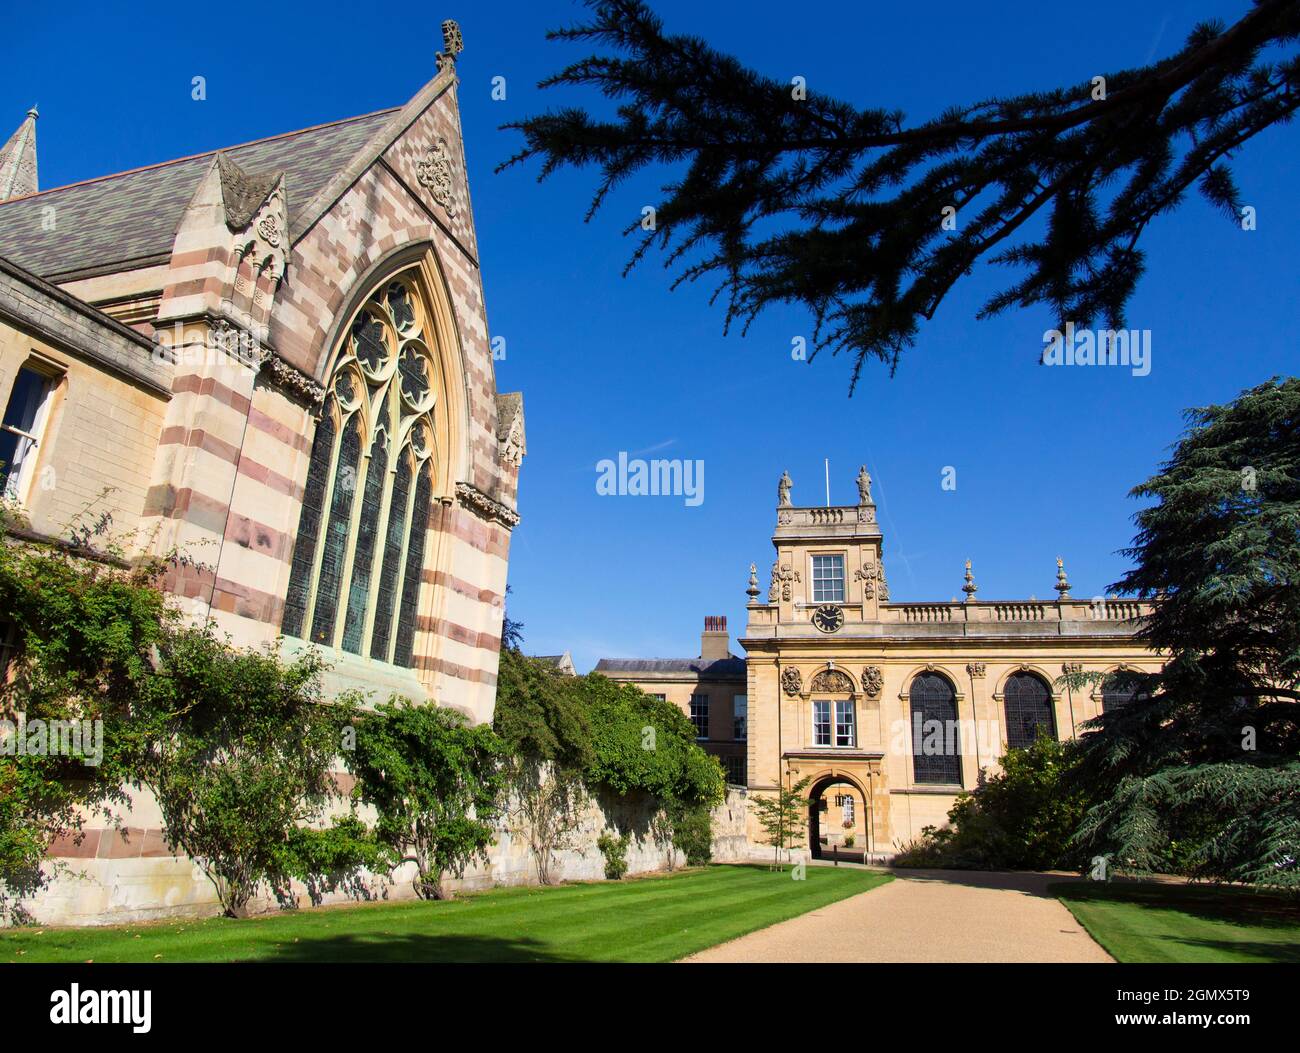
[812,604,844,633]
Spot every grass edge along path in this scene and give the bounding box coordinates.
[1053,880,1300,964]
[1,864,893,964]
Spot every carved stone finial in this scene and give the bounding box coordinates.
[1055,556,1071,599]
[962,558,977,601]
[746,562,760,601]
[438,19,464,71]
[856,464,873,504]
[778,470,792,507]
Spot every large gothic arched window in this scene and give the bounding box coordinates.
[910,672,961,784]
[282,271,441,667]
[1004,671,1057,749]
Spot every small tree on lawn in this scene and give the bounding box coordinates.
[346,699,504,900]
[751,776,811,870]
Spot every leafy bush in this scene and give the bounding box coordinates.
[596,831,630,879]
[581,674,725,809]
[894,736,1091,871]
[494,649,594,883]
[270,815,394,907]
[129,628,350,916]
[666,801,714,866]
[344,698,504,900]
[0,503,172,920]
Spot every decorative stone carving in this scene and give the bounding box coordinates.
[495,392,525,468]
[255,213,282,247]
[777,563,800,601]
[1062,662,1084,675]
[877,563,890,602]
[966,662,986,678]
[437,19,464,72]
[768,561,780,603]
[854,563,876,598]
[856,464,872,504]
[746,563,760,601]
[778,470,792,507]
[962,558,978,601]
[456,481,520,528]
[217,153,289,286]
[810,668,855,694]
[857,505,876,523]
[862,666,883,699]
[780,667,802,697]
[416,138,456,214]
[1055,556,1071,599]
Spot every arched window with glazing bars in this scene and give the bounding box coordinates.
[282,270,440,668]
[910,671,962,784]
[1003,671,1057,749]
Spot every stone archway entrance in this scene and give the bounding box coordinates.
[806,773,870,862]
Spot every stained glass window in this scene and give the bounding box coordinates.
[310,414,360,644]
[281,401,335,638]
[393,463,433,667]
[282,270,440,668]
[370,455,411,661]
[341,430,388,654]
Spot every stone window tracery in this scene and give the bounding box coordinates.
[282,270,440,666]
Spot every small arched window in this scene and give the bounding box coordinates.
[1004,671,1056,749]
[910,672,961,784]
[282,271,440,667]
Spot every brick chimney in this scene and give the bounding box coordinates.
[701,615,730,661]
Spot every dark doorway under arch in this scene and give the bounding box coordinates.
[806,774,869,862]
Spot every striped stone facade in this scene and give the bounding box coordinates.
[1,63,521,723]
[1,52,524,922]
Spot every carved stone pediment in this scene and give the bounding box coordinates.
[810,668,855,694]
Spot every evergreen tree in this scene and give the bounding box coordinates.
[503,0,1300,391]
[1069,377,1300,887]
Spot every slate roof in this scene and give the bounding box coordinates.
[0,108,399,282]
[593,657,746,680]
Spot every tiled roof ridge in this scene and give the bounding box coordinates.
[0,106,402,208]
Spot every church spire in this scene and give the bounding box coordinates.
[0,106,39,201]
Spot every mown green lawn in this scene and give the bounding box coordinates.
[2,864,890,963]
[1054,881,1300,963]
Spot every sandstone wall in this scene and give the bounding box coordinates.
[17,785,752,927]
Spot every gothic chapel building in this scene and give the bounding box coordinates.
[0,25,523,920]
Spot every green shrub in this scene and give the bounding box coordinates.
[597,831,630,879]
[668,801,714,866]
[893,735,1091,871]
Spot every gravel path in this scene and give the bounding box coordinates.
[683,867,1113,963]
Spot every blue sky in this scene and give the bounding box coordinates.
[4,1,1296,671]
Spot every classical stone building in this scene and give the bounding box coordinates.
[0,25,526,921]
[596,617,749,784]
[743,468,1160,860]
